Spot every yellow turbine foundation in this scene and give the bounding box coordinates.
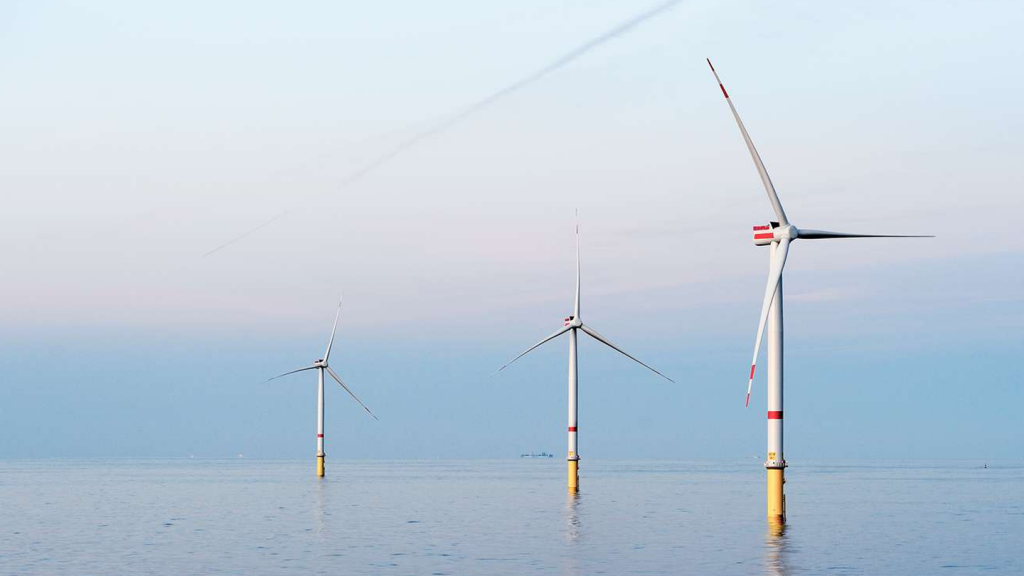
[767,468,785,523]
[567,460,579,492]
[316,455,325,478]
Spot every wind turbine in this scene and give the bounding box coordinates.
[707,59,931,524]
[496,218,674,492]
[265,299,377,477]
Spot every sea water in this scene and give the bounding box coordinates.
[1,459,1021,575]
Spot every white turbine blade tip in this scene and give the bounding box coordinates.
[263,365,316,383]
[494,326,570,375]
[323,300,344,362]
[326,367,378,420]
[579,324,673,383]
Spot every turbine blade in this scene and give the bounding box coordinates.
[263,365,317,383]
[326,366,378,420]
[494,326,571,375]
[323,296,343,363]
[746,238,790,407]
[574,210,581,319]
[798,229,934,240]
[707,59,789,226]
[579,324,674,383]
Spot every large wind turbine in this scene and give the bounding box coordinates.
[496,219,674,492]
[707,59,931,524]
[265,299,377,477]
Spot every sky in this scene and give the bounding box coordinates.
[0,0,1021,460]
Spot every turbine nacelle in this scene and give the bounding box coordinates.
[752,222,799,246]
[314,359,327,368]
[564,315,583,328]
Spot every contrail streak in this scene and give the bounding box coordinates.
[203,211,290,257]
[205,0,684,256]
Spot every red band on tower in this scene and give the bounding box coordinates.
[767,411,783,420]
[568,427,577,432]
[317,434,324,438]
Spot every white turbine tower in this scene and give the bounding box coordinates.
[265,298,377,477]
[707,59,931,524]
[496,218,674,492]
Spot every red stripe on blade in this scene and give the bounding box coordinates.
[749,365,756,379]
[707,58,715,72]
[754,233,774,240]
[745,393,751,408]
[767,411,783,420]
[719,84,729,99]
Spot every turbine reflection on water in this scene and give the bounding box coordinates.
[765,520,791,576]
[562,491,584,576]
[564,491,582,544]
[314,479,329,538]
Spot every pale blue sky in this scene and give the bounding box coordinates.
[0,0,1021,459]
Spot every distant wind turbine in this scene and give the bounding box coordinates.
[707,59,932,524]
[496,217,673,492]
[264,298,377,477]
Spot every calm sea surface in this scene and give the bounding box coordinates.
[1,459,1021,575]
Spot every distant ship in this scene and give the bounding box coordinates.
[520,452,554,458]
